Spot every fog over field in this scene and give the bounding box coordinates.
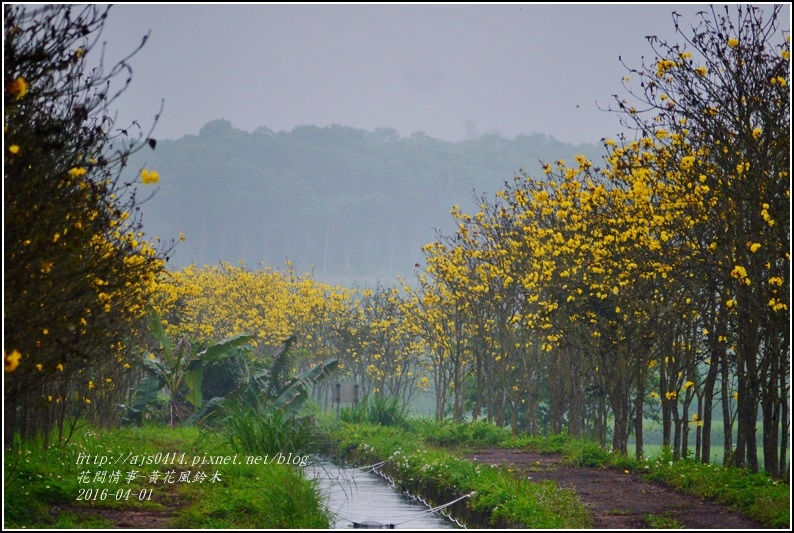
[99,4,788,280]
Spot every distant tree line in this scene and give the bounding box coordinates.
[131,120,601,281]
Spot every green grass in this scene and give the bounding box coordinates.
[168,460,329,529]
[641,448,790,528]
[407,418,512,447]
[4,424,331,529]
[221,401,319,456]
[644,512,684,528]
[339,395,409,427]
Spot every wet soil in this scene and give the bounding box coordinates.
[465,448,768,529]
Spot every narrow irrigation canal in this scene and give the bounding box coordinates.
[307,460,460,529]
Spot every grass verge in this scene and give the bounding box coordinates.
[4,424,330,529]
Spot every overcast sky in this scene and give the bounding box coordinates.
[98,3,790,146]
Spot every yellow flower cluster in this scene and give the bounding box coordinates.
[5,349,22,372]
[656,59,676,77]
[6,76,28,100]
[140,168,160,185]
[69,167,87,178]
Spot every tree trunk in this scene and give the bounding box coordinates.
[720,346,734,465]
[700,342,721,463]
[634,391,644,461]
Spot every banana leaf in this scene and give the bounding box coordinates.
[146,302,173,357]
[184,396,226,426]
[272,358,339,411]
[198,332,255,362]
[122,373,165,426]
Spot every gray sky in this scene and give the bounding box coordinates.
[98,3,790,145]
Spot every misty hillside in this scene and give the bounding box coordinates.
[132,120,602,283]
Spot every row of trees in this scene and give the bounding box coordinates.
[401,5,789,475]
[149,263,429,409]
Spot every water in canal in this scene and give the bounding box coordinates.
[307,460,459,529]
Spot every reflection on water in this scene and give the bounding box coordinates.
[307,460,458,529]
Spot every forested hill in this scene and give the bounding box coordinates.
[133,119,601,283]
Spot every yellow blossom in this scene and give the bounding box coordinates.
[728,38,739,48]
[684,381,695,390]
[656,59,676,76]
[730,265,747,279]
[8,144,19,154]
[749,243,761,253]
[56,362,64,372]
[695,66,708,76]
[665,391,677,400]
[69,167,87,178]
[5,349,22,372]
[7,76,28,99]
[140,169,160,185]
[752,127,762,139]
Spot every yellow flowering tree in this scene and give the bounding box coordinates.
[613,4,789,474]
[4,5,173,444]
[406,6,788,462]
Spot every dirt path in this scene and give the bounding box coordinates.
[466,448,766,529]
[52,471,189,529]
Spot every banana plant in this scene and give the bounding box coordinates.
[124,305,254,427]
[237,334,338,410]
[185,335,338,426]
